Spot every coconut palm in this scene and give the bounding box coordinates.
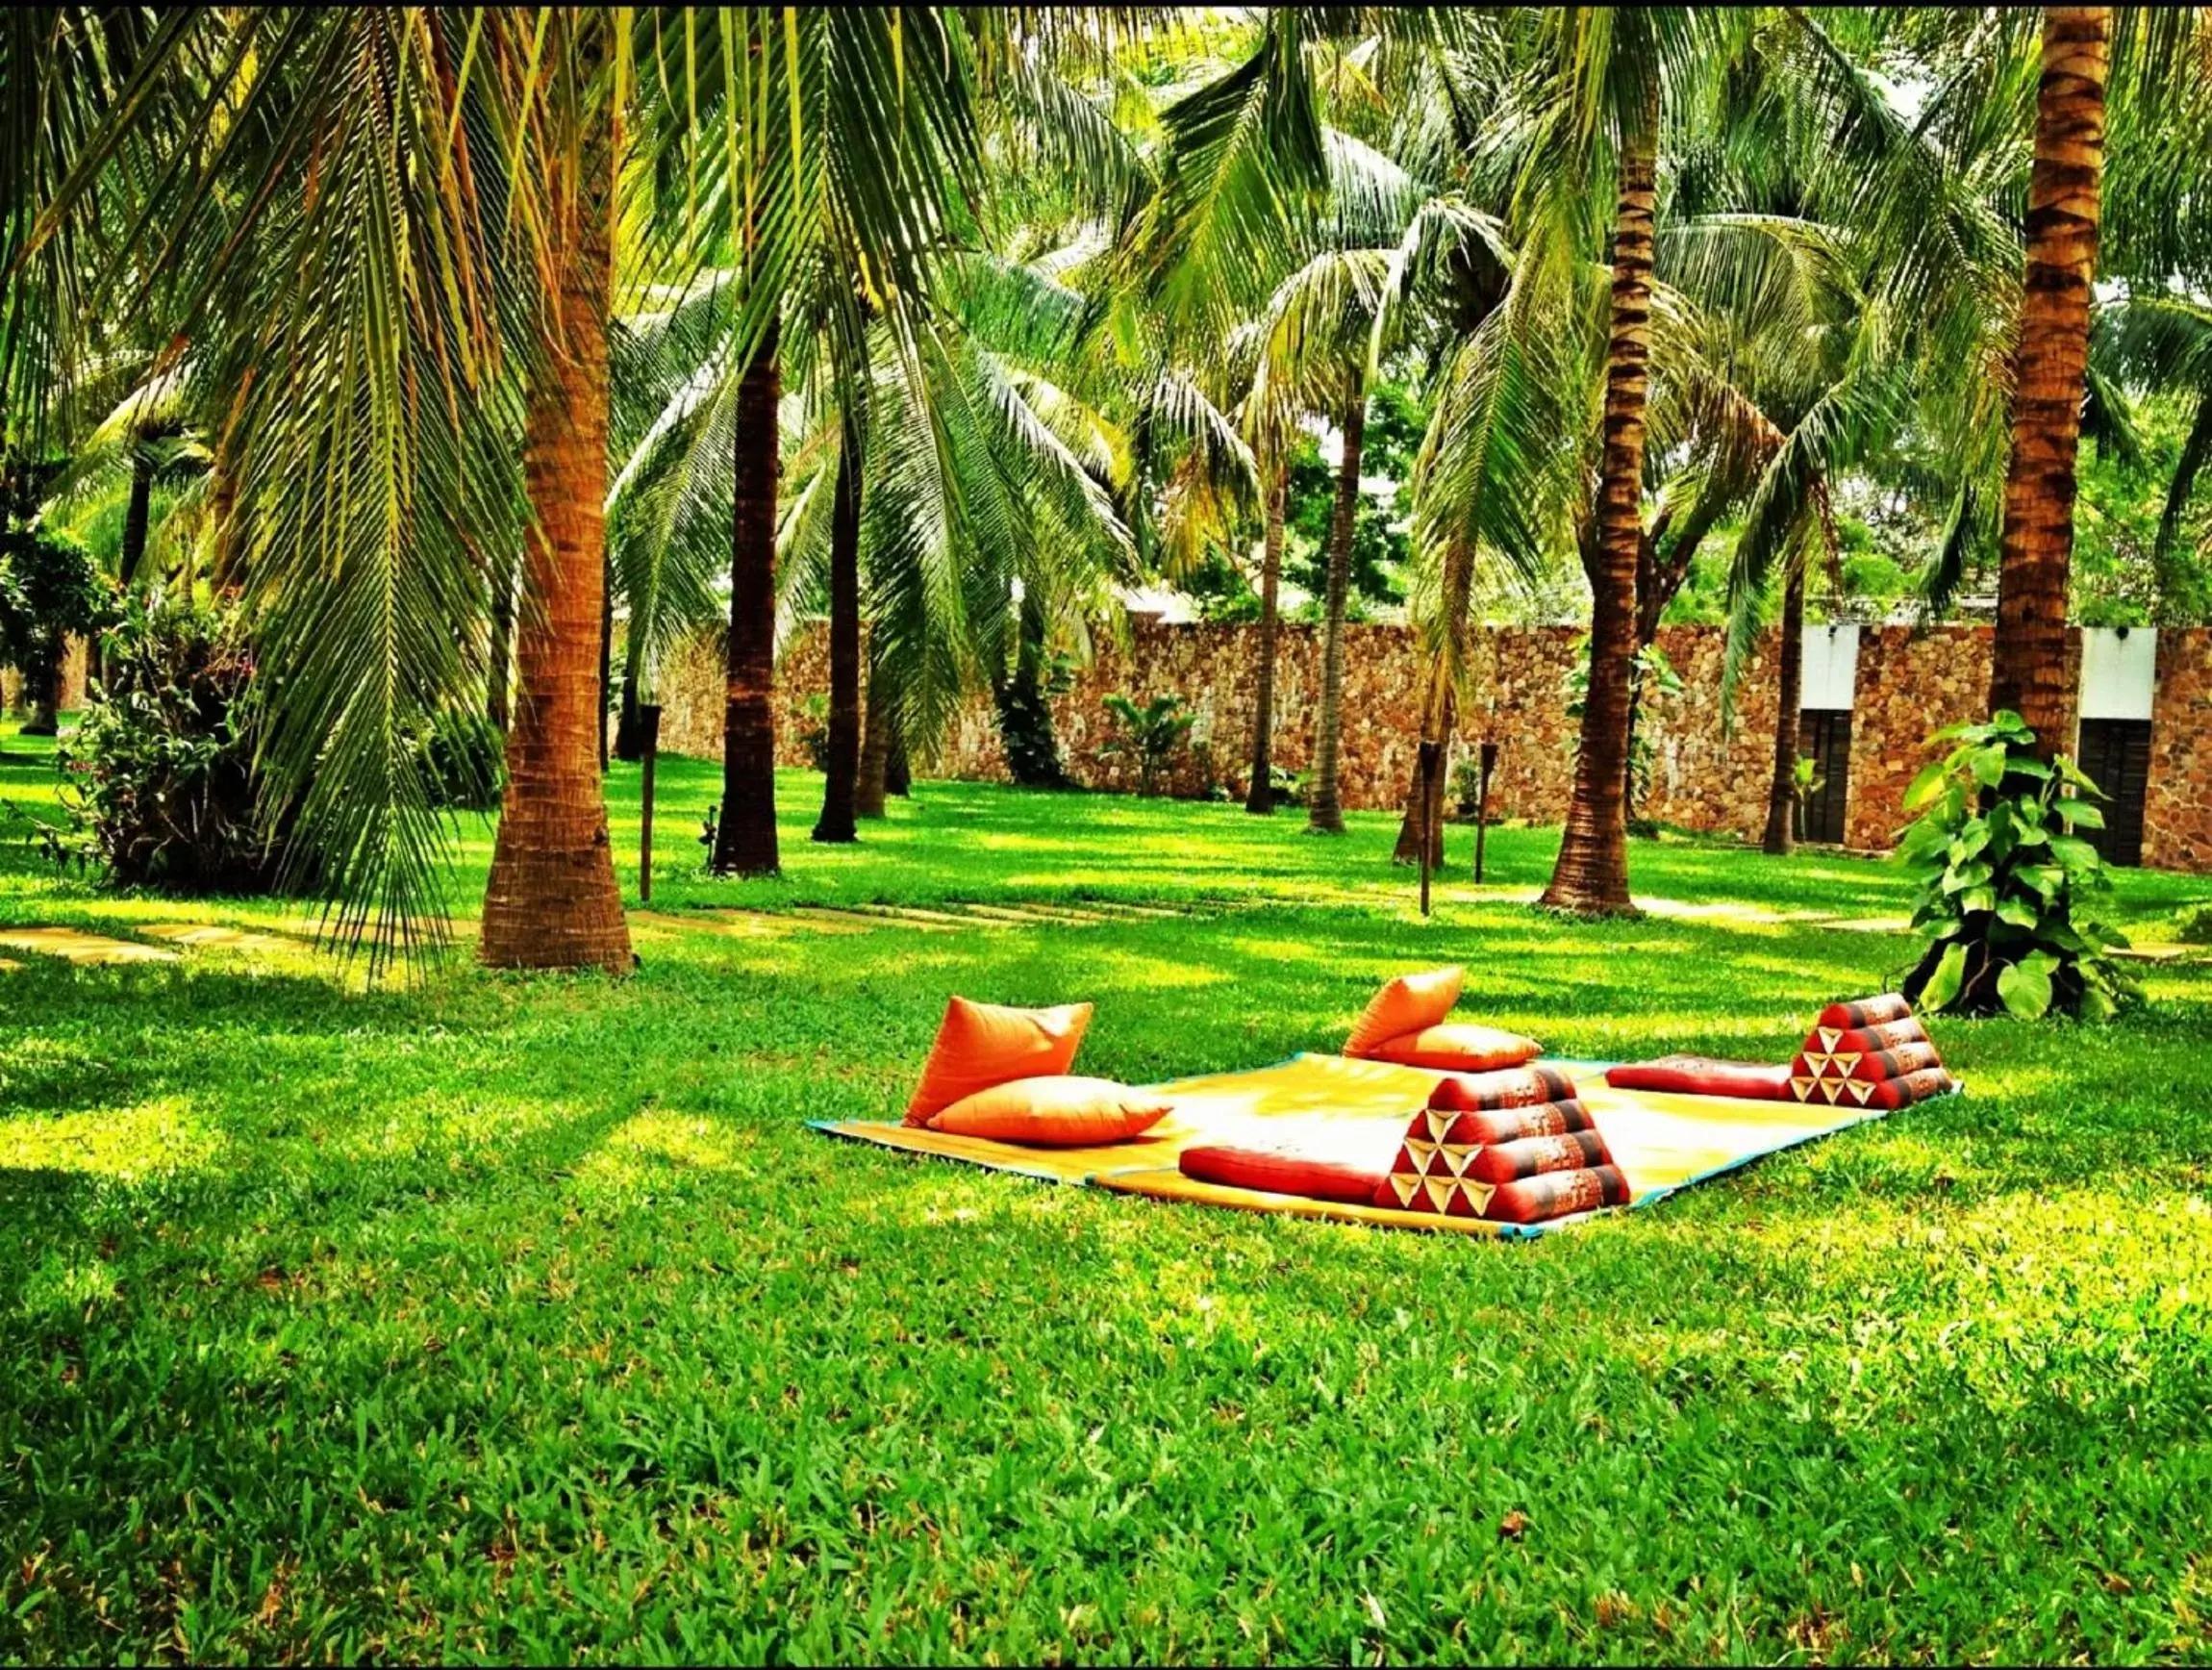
[24,8,1008,963]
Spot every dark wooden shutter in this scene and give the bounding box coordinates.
[2075,718,2151,867]
[1796,709,1853,846]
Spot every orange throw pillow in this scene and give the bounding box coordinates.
[1362,1022,1541,1073]
[904,998,1093,1126]
[929,1075,1171,1147]
[1345,967,1465,1058]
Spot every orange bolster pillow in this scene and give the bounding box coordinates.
[1360,1022,1542,1073]
[1345,967,1463,1057]
[929,1075,1170,1146]
[904,997,1093,1126]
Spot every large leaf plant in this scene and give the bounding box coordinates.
[1898,710,2139,1021]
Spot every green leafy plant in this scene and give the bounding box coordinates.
[43,597,313,893]
[1791,753,1826,843]
[1099,693,1196,797]
[2176,902,2212,945]
[1898,711,2138,1021]
[796,692,833,774]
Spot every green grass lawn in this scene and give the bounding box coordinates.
[4,716,2212,1663]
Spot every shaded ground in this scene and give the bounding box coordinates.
[4,721,2210,1663]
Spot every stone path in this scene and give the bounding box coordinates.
[0,926,181,966]
[140,923,300,953]
[637,898,1235,940]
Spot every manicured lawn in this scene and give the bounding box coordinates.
[4,717,2211,1662]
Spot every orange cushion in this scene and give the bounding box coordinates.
[1361,1022,1541,1073]
[928,1075,1171,1147]
[903,998,1093,1126]
[1345,967,1464,1057]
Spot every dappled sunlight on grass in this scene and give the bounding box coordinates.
[6,721,2212,1662]
[0,1095,225,1180]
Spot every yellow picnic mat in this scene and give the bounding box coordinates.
[813,1051,1893,1237]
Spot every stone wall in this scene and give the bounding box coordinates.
[2145,629,2212,873]
[655,619,2212,873]
[1843,626,1994,850]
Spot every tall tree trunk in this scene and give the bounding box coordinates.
[714,313,783,875]
[488,551,515,735]
[118,447,153,589]
[885,720,911,797]
[1542,86,1657,914]
[814,435,862,844]
[597,550,615,768]
[614,669,644,761]
[23,629,64,734]
[1307,389,1366,834]
[1394,534,1475,864]
[857,652,891,820]
[207,433,240,591]
[478,137,632,973]
[1244,467,1286,814]
[1762,563,1805,855]
[993,592,1065,786]
[1989,5,2108,761]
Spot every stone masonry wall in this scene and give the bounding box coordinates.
[2145,629,2212,873]
[1843,626,1995,850]
[656,619,2212,873]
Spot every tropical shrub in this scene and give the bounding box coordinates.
[1099,693,1195,797]
[1897,711,2137,1021]
[45,598,309,892]
[0,525,113,733]
[417,710,505,812]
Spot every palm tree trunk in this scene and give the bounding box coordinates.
[1541,86,1657,915]
[207,430,240,590]
[857,654,891,820]
[1989,4,2108,761]
[614,669,644,761]
[488,551,515,735]
[814,435,862,844]
[1244,467,1286,814]
[597,550,615,768]
[885,721,911,797]
[1762,563,1805,855]
[478,142,633,973]
[23,629,64,734]
[1306,389,1366,835]
[1394,534,1475,864]
[714,313,783,875]
[118,447,152,589]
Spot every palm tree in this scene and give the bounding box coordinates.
[1539,56,1661,914]
[1243,468,1286,813]
[1988,6,2111,758]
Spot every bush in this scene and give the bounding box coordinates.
[795,693,832,773]
[0,524,114,732]
[1896,711,2137,1021]
[43,598,309,893]
[2176,902,2212,945]
[1099,693,1195,797]
[417,710,505,812]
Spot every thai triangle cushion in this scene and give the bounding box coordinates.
[929,1075,1170,1146]
[1345,967,1464,1057]
[904,997,1093,1126]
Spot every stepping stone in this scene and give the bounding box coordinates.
[1071,900,1190,921]
[836,902,1010,930]
[0,957,19,973]
[947,901,1111,926]
[0,926,179,965]
[140,923,298,953]
[633,908,845,939]
[2112,944,2206,964]
[790,904,969,933]
[1820,916,1913,934]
